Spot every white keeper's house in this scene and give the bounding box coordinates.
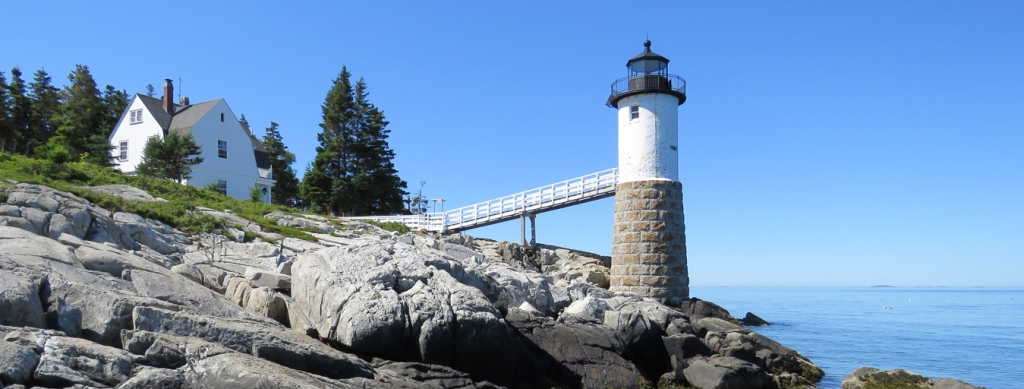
[108,79,274,203]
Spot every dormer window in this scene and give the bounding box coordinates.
[218,140,227,158]
[129,109,143,124]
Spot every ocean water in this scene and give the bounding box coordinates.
[689,286,1024,389]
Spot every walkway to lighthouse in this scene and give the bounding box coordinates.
[344,168,619,233]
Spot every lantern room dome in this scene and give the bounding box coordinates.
[627,40,670,73]
[607,40,687,108]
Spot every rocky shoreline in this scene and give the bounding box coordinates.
[0,182,981,388]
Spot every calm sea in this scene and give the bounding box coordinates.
[689,286,1024,389]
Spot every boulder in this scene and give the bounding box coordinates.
[507,307,640,389]
[703,330,824,384]
[246,268,292,290]
[679,298,739,323]
[266,211,336,233]
[290,241,529,386]
[0,341,39,385]
[682,356,771,389]
[130,306,375,380]
[116,367,185,389]
[113,212,185,255]
[841,367,983,389]
[78,185,168,203]
[182,352,363,389]
[33,334,135,388]
[742,312,770,326]
[374,360,501,389]
[0,270,47,329]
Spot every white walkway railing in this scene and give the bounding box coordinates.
[345,168,618,233]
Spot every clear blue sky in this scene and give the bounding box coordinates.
[5,1,1022,286]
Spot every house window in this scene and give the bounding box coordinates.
[129,109,143,124]
[220,113,225,122]
[216,180,227,195]
[118,141,128,161]
[629,105,639,120]
[218,140,227,158]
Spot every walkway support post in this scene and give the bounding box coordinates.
[520,212,536,247]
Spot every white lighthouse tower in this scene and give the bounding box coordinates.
[607,40,689,305]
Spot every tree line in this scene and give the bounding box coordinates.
[0,65,127,166]
[0,64,408,215]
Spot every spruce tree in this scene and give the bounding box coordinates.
[0,71,11,152]
[301,66,406,215]
[28,69,61,153]
[49,65,111,165]
[7,68,32,153]
[262,121,301,207]
[100,85,128,133]
[136,132,204,184]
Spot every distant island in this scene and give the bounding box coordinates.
[871,285,896,287]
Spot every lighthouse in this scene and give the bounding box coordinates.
[607,40,688,306]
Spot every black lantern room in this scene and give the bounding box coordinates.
[607,40,686,108]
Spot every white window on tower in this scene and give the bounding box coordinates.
[629,105,639,120]
[118,141,128,161]
[216,180,227,195]
[129,109,143,124]
[218,140,227,158]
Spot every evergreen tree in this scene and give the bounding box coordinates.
[48,65,111,166]
[261,121,300,207]
[301,67,407,215]
[239,114,251,135]
[100,85,128,132]
[0,71,11,151]
[145,84,155,97]
[28,69,61,153]
[6,68,32,153]
[136,132,204,183]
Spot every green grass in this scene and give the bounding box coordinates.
[362,219,411,234]
[0,153,318,241]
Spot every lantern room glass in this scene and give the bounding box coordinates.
[629,58,669,76]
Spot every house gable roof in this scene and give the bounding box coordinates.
[131,94,272,170]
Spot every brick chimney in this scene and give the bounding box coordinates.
[162,79,175,114]
[180,96,190,106]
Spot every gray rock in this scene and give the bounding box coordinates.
[374,360,500,389]
[682,356,771,389]
[117,367,185,389]
[0,225,79,268]
[679,298,738,323]
[45,297,82,337]
[130,306,374,380]
[77,185,168,203]
[694,317,747,336]
[742,312,770,326]
[841,367,983,389]
[704,330,824,384]
[290,241,528,386]
[170,263,205,285]
[113,212,182,255]
[182,352,361,389]
[7,186,60,212]
[246,269,291,290]
[33,335,135,387]
[265,211,336,233]
[0,341,39,385]
[934,378,984,389]
[0,270,46,329]
[506,307,640,388]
